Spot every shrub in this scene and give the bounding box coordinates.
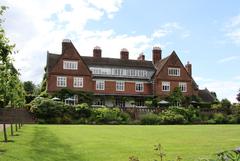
[227,114,240,124]
[91,107,122,124]
[206,119,216,124]
[140,113,161,125]
[119,112,131,123]
[160,110,186,124]
[30,98,66,123]
[144,100,153,108]
[227,115,237,124]
[212,113,227,124]
[61,114,73,124]
[74,103,92,118]
[168,106,200,123]
[30,98,64,119]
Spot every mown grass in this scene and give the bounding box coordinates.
[0,125,240,161]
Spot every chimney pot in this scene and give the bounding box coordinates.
[93,46,102,58]
[62,39,72,54]
[137,53,145,61]
[152,46,162,64]
[185,61,192,76]
[120,48,129,60]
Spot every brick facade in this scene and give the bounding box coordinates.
[46,40,200,106]
[153,52,198,97]
[93,80,152,96]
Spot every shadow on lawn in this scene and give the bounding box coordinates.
[0,149,7,155]
[30,126,82,161]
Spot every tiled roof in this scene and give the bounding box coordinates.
[46,52,60,72]
[198,88,217,103]
[154,56,170,76]
[81,56,155,69]
[46,53,157,72]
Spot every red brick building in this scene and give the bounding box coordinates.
[46,39,200,107]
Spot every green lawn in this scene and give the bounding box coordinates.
[0,125,240,161]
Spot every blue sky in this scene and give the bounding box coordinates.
[2,0,240,102]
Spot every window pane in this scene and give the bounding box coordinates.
[63,61,78,70]
[73,77,83,88]
[57,76,67,87]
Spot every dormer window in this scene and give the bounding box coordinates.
[63,60,78,70]
[168,68,180,76]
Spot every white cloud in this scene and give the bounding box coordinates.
[87,0,123,19]
[196,76,240,103]
[2,0,124,83]
[152,22,181,38]
[225,14,240,44]
[2,0,187,85]
[152,22,190,39]
[234,76,240,80]
[217,56,240,63]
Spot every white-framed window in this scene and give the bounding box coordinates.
[89,67,154,79]
[179,82,187,92]
[96,80,105,90]
[116,81,125,91]
[63,60,78,70]
[73,77,83,88]
[57,76,67,87]
[168,68,180,76]
[162,81,170,91]
[135,82,144,92]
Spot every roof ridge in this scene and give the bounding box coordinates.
[81,56,153,62]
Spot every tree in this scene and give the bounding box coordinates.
[0,6,25,142]
[23,81,36,103]
[23,81,35,95]
[221,98,231,114]
[221,98,231,109]
[237,89,240,103]
[167,87,184,106]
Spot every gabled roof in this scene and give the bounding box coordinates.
[198,88,217,103]
[81,56,155,69]
[154,55,170,77]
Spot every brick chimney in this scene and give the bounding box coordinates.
[120,48,129,60]
[137,53,145,61]
[185,61,192,76]
[152,47,162,64]
[93,46,102,58]
[62,39,72,54]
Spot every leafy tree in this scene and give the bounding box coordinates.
[167,87,184,106]
[221,98,231,109]
[220,98,231,114]
[0,6,25,142]
[39,66,48,97]
[237,89,240,102]
[23,81,35,95]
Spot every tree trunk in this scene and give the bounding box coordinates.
[10,124,14,136]
[15,124,18,132]
[3,123,8,142]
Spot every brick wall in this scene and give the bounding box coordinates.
[93,80,152,96]
[47,41,93,93]
[47,75,93,92]
[154,52,196,97]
